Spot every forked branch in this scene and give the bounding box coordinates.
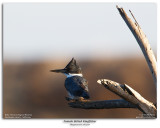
[116,5,157,87]
[69,79,156,117]
[67,6,157,118]
[97,79,156,117]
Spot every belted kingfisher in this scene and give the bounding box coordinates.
[50,58,90,100]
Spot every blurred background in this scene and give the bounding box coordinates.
[3,3,156,118]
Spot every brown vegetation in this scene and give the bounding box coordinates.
[3,57,156,118]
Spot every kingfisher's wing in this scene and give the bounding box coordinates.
[65,76,90,99]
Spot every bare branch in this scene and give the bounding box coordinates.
[116,5,157,88]
[67,6,157,118]
[68,99,136,109]
[97,79,157,117]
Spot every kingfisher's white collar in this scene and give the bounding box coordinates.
[65,73,83,78]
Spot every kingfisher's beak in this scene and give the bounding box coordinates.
[50,69,66,73]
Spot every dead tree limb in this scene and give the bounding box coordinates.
[97,79,157,117]
[116,5,157,88]
[69,99,136,109]
[67,6,157,118]
[68,79,156,117]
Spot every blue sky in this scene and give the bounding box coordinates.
[3,3,157,61]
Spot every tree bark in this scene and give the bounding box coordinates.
[67,6,157,118]
[116,6,157,88]
[97,79,156,117]
[69,99,136,109]
[68,79,156,118]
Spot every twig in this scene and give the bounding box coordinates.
[129,10,140,28]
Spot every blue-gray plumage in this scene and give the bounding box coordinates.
[50,58,90,100]
[65,76,89,99]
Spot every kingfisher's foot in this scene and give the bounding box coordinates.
[75,97,90,102]
[65,97,89,102]
[76,97,84,101]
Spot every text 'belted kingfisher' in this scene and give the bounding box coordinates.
[50,58,90,100]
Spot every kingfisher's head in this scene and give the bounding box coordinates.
[50,58,82,75]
